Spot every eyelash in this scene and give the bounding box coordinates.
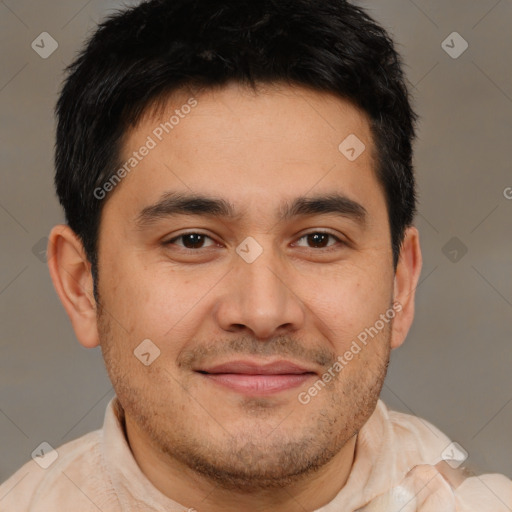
[164,231,345,251]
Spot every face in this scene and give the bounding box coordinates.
[95,82,398,491]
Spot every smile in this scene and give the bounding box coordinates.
[195,360,317,395]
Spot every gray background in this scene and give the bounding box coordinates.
[1,0,511,483]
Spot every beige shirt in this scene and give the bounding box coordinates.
[0,398,510,511]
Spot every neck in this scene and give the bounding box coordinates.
[124,415,357,512]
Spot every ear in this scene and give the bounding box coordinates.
[390,226,423,350]
[47,225,100,348]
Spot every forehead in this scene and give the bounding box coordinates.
[104,82,385,225]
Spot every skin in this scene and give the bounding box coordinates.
[48,82,422,512]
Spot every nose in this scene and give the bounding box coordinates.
[214,244,306,340]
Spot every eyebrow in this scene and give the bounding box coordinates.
[135,191,367,228]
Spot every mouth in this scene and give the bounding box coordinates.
[194,360,317,396]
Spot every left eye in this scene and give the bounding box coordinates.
[294,232,341,249]
[166,233,216,249]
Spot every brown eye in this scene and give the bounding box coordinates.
[166,233,215,249]
[295,231,341,249]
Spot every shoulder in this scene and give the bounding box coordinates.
[454,472,512,511]
[0,428,118,512]
[376,400,454,466]
[375,400,512,510]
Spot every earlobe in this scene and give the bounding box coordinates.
[390,226,423,350]
[47,225,100,348]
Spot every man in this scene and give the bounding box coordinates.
[0,0,510,510]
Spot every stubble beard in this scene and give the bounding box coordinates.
[97,303,391,492]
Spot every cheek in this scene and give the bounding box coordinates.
[298,259,394,347]
[101,256,216,344]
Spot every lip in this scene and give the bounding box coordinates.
[199,360,315,375]
[195,359,317,396]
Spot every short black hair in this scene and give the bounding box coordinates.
[55,0,417,294]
